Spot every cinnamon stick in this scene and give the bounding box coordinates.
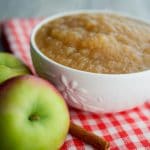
[69,122,110,150]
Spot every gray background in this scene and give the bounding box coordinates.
[0,0,150,20]
[0,0,150,50]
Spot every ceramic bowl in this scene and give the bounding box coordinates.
[30,10,150,113]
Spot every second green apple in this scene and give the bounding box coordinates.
[0,52,30,84]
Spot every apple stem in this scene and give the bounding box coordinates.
[29,114,40,121]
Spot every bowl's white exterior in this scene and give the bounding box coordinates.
[30,10,150,113]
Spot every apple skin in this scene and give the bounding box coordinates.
[0,52,30,84]
[0,75,70,150]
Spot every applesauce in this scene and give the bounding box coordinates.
[35,13,150,74]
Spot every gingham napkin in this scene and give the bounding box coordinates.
[1,19,150,150]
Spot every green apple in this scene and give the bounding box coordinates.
[0,52,30,84]
[0,75,70,150]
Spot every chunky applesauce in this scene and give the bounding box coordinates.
[35,13,150,74]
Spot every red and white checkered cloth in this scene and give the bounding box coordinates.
[1,19,150,150]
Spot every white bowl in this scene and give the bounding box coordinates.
[30,10,150,113]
